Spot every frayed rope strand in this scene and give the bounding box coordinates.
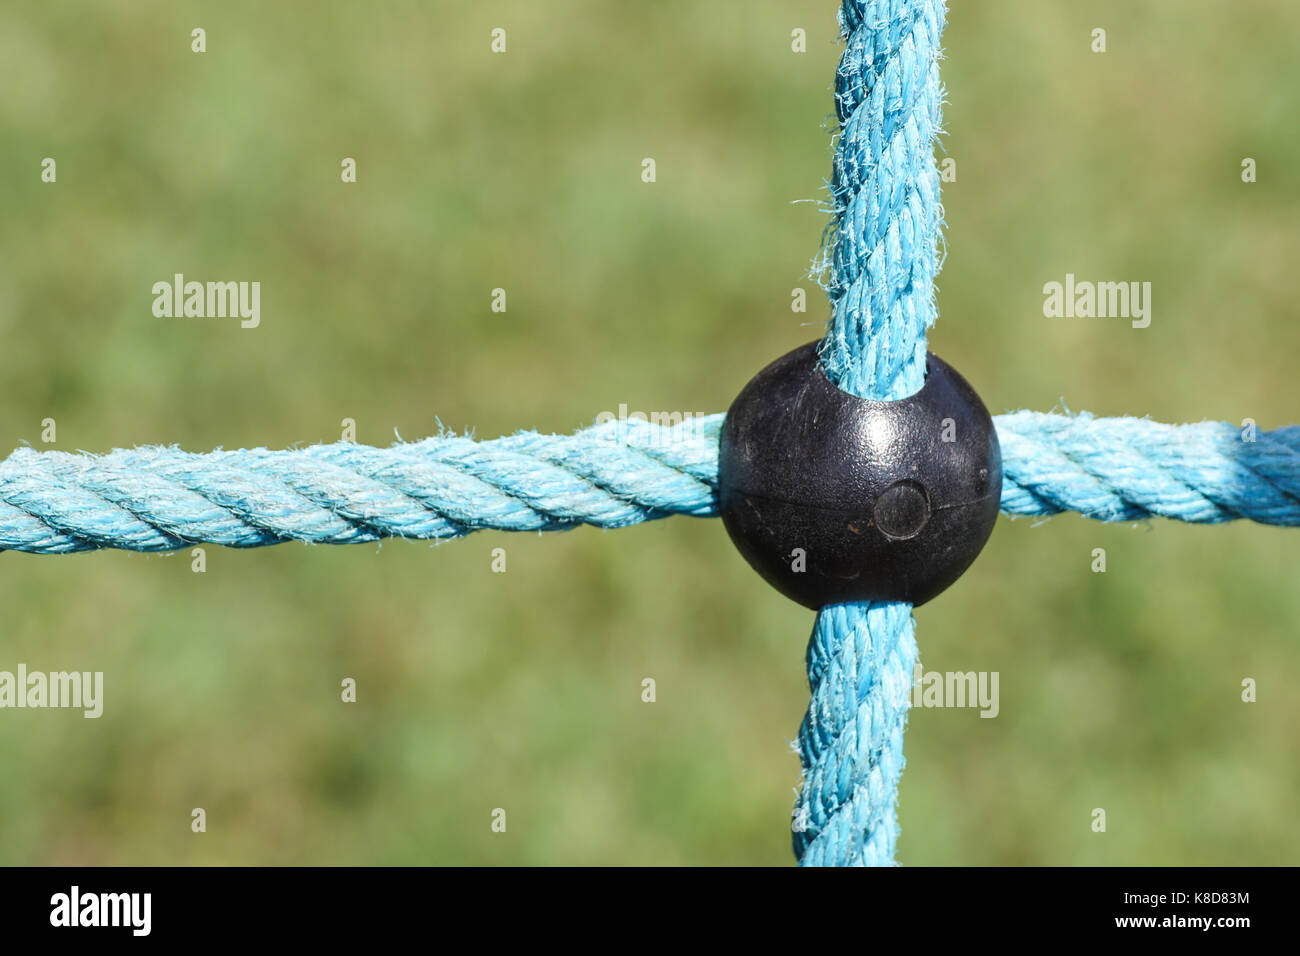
[997,412,1300,525]
[0,416,720,554]
[801,0,948,868]
[3,412,1294,555]
[793,601,917,866]
[817,0,946,403]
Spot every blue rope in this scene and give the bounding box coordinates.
[997,412,1300,524]
[4,412,1297,553]
[818,0,946,404]
[0,417,720,553]
[793,601,918,867]
[795,0,947,867]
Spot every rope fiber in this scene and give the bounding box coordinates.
[4,412,1296,554]
[793,0,948,867]
[0,417,720,554]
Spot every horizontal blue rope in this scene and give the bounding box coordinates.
[996,411,1300,525]
[0,417,721,554]
[0,410,1295,554]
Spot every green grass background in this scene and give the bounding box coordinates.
[1,0,1297,865]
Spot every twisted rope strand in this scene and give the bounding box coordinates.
[0,416,721,554]
[819,0,945,402]
[4,412,1293,554]
[997,412,1300,525]
[799,0,948,868]
[793,602,918,867]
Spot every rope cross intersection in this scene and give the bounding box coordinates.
[2,0,1291,865]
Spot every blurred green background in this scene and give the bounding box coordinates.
[1,0,1297,865]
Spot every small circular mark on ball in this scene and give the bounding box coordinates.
[873,480,931,540]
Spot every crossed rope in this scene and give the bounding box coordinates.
[2,0,1290,865]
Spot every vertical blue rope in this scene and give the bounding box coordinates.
[795,0,946,867]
